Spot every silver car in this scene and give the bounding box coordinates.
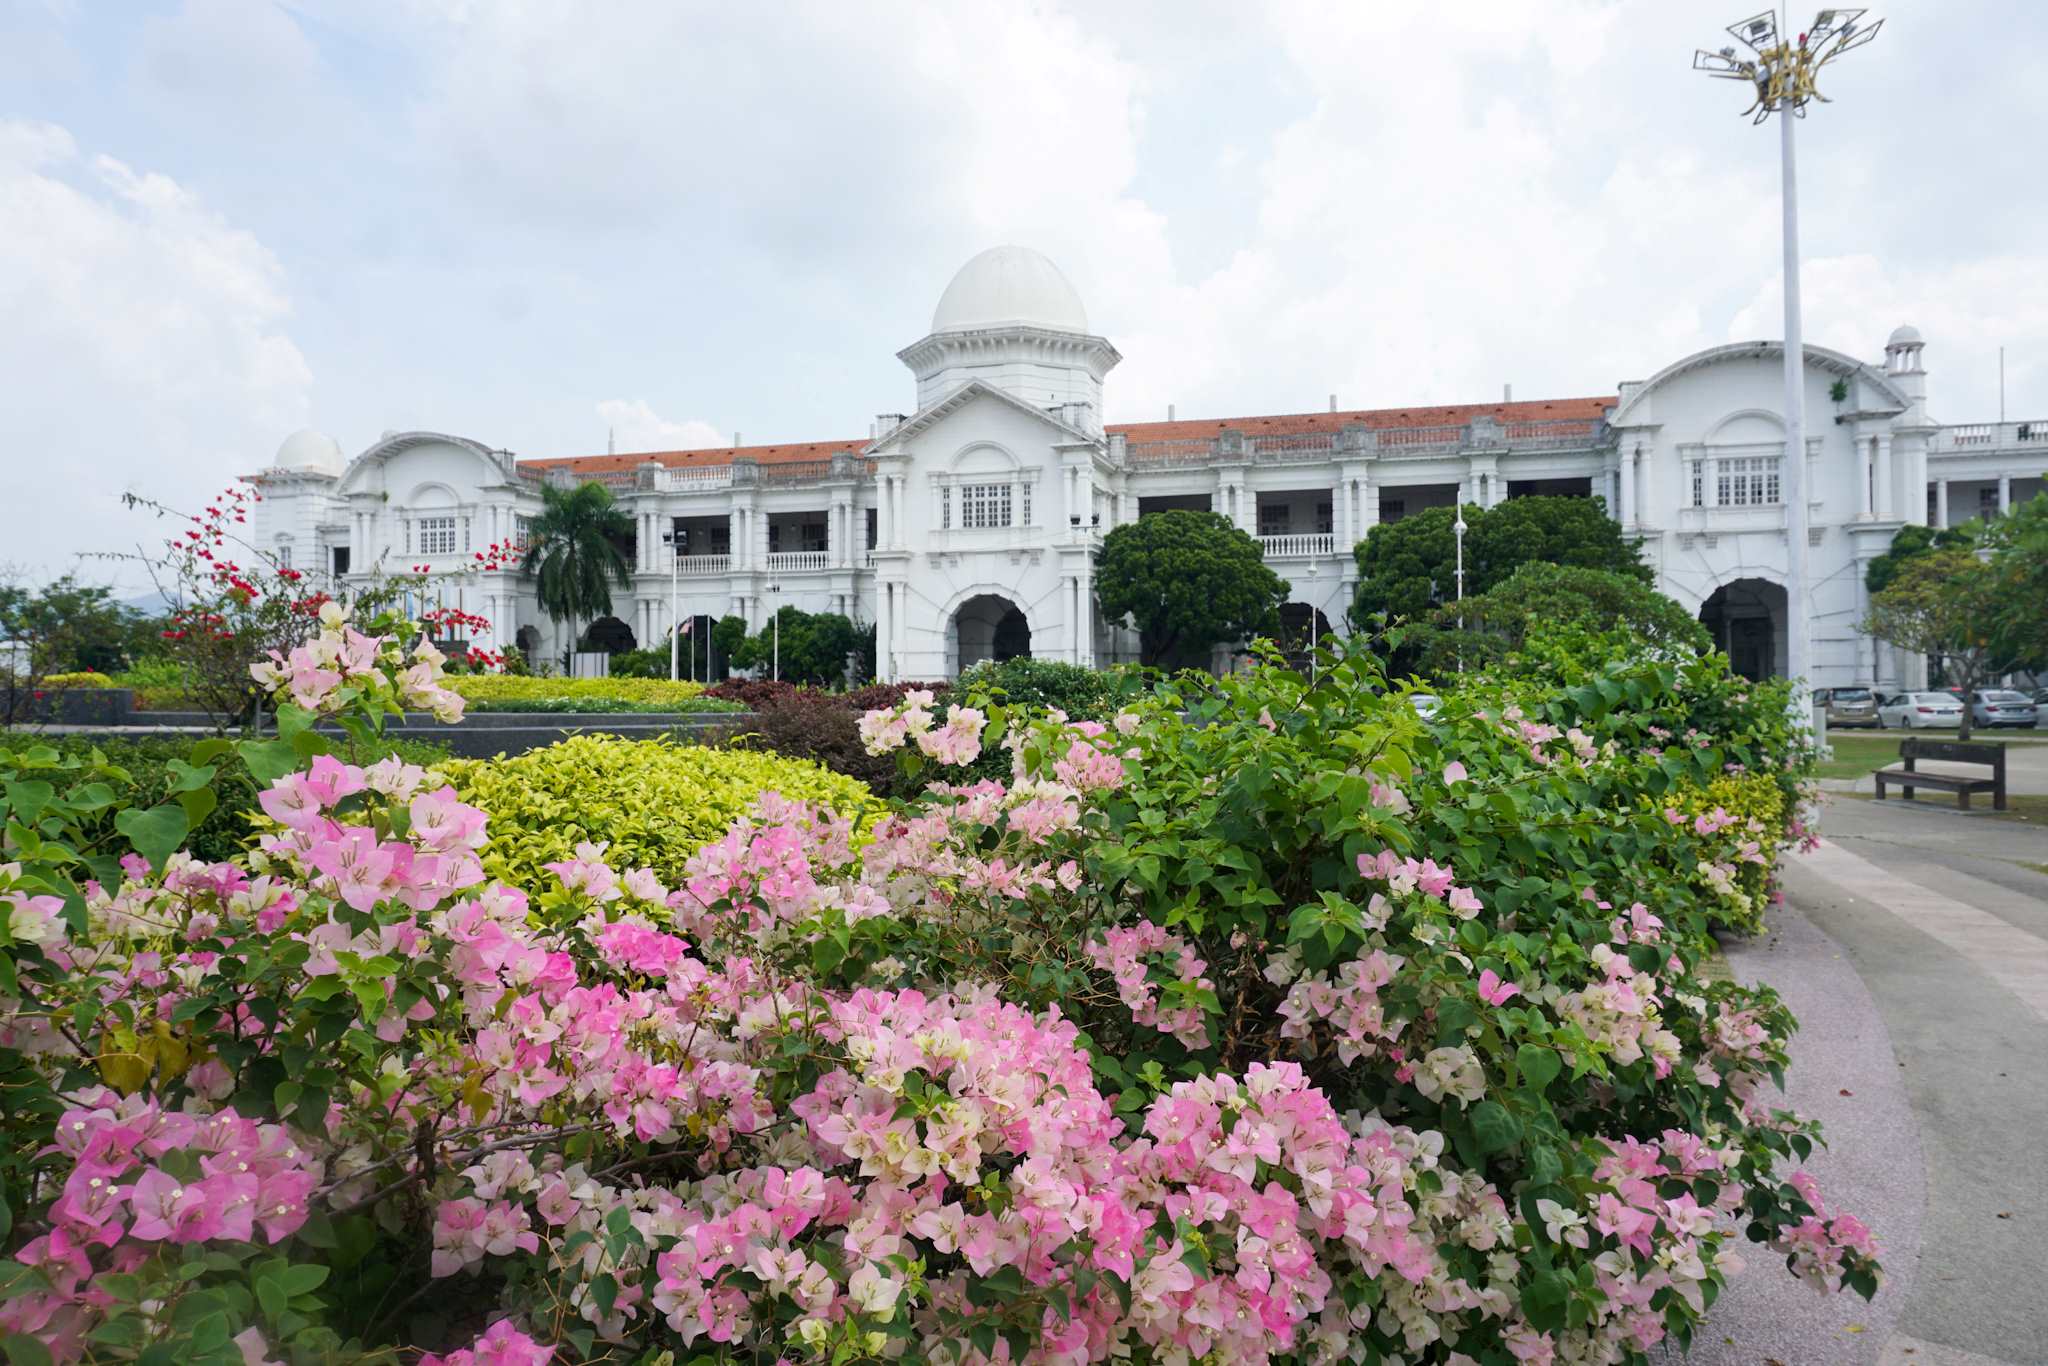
[1815,686,1879,728]
[1968,689,2040,729]
[1876,691,1965,729]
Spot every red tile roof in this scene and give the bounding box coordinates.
[517,439,867,477]
[1106,395,1615,444]
[515,395,1616,473]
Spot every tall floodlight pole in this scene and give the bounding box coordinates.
[1694,10,1881,703]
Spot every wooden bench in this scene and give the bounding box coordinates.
[1874,737,2008,811]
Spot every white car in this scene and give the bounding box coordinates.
[1876,690,1964,729]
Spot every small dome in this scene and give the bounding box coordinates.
[931,245,1088,335]
[274,428,344,473]
[1887,324,1923,347]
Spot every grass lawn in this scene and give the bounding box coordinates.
[1816,729,2048,780]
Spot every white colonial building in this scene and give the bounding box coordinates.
[249,246,2046,687]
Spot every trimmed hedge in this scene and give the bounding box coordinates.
[436,734,882,890]
[443,675,710,708]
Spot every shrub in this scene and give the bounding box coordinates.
[39,671,114,690]
[442,674,708,709]
[0,614,1871,1365]
[109,656,197,710]
[957,656,1122,720]
[435,733,882,889]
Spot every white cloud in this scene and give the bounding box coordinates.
[595,398,721,453]
[0,118,310,584]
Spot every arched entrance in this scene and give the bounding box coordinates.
[514,625,541,660]
[951,594,1030,674]
[580,615,636,654]
[1698,579,1787,681]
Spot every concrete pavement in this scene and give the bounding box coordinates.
[1678,796,2048,1364]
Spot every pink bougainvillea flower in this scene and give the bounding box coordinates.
[1477,968,1521,1006]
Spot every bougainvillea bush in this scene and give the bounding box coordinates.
[0,612,1872,1364]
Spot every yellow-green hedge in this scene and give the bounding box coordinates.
[1676,771,1788,933]
[42,672,115,689]
[445,675,708,706]
[436,734,881,891]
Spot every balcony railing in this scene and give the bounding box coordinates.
[1933,420,2048,453]
[674,554,731,574]
[1121,417,1606,468]
[1259,532,1337,558]
[656,467,735,492]
[765,550,829,572]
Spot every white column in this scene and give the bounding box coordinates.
[1999,474,2012,514]
[1619,448,1638,529]
[1858,438,1875,519]
[1875,434,1894,520]
[1935,479,1949,528]
[1334,478,1349,548]
[758,509,771,567]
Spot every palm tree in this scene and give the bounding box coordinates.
[520,481,634,670]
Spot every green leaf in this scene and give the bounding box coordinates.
[3,1332,56,1366]
[177,785,218,829]
[1516,1044,1563,1094]
[114,802,190,869]
[278,1265,328,1296]
[256,1275,287,1321]
[164,758,216,793]
[237,739,300,785]
[1468,1100,1521,1154]
[589,1272,618,1319]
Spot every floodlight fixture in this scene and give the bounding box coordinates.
[1695,6,1882,123]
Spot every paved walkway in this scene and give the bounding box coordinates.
[1679,797,2048,1364]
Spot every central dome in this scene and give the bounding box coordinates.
[931,245,1089,335]
[274,428,344,474]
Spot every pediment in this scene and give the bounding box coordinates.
[866,380,1099,457]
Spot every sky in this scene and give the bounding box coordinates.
[5,0,2046,590]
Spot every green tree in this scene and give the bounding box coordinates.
[1981,491,2048,673]
[1096,510,1289,670]
[1415,563,1709,676]
[1862,548,2021,740]
[0,574,154,674]
[1351,496,1646,631]
[519,482,634,670]
[732,607,859,686]
[1863,521,1979,595]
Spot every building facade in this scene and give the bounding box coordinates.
[249,246,2046,686]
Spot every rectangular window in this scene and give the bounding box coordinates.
[331,546,350,576]
[274,544,292,570]
[1258,505,1289,536]
[940,487,952,530]
[958,482,1012,529]
[1690,462,1705,508]
[1021,481,1033,527]
[1979,486,1999,518]
[1716,456,1781,507]
[418,516,458,555]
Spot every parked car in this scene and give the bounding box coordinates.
[1814,686,1880,728]
[1967,689,2040,729]
[1877,691,1965,729]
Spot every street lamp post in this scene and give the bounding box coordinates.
[1453,508,1468,674]
[662,530,680,683]
[1694,9,1881,709]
